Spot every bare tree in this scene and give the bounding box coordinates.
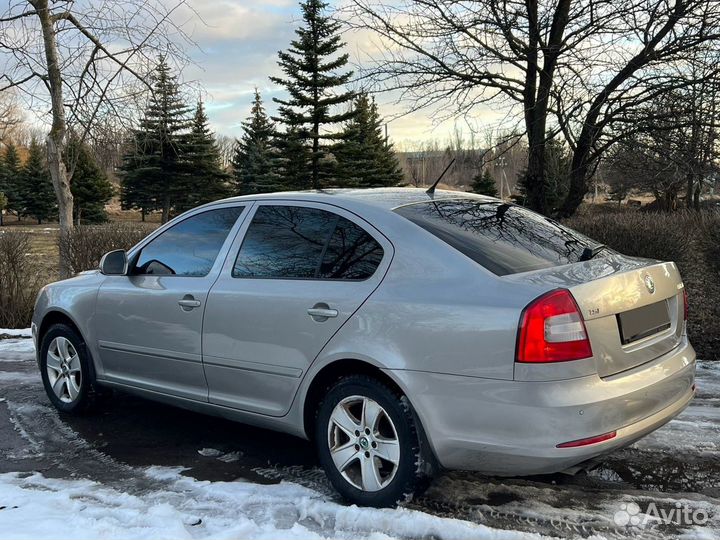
[0,90,22,142]
[343,0,720,216]
[216,134,237,171]
[0,0,194,277]
[607,84,720,211]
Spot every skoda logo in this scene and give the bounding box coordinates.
[644,275,655,294]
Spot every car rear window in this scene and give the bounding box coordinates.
[394,199,597,276]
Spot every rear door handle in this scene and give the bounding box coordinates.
[308,304,338,321]
[178,296,201,310]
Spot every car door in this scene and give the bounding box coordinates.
[94,204,247,401]
[202,202,393,416]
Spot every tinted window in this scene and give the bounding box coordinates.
[233,205,384,280]
[394,200,601,276]
[319,218,384,279]
[133,207,243,277]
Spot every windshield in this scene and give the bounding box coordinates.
[394,199,604,276]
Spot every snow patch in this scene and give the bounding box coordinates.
[197,448,223,457]
[0,339,36,358]
[0,329,32,338]
[0,469,550,540]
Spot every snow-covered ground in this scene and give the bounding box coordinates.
[0,331,718,540]
[0,329,34,363]
[0,467,549,540]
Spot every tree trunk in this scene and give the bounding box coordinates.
[560,143,592,217]
[686,173,695,209]
[312,121,320,189]
[162,195,170,224]
[524,140,547,213]
[141,207,146,222]
[693,181,701,209]
[33,0,74,278]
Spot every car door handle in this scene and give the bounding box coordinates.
[178,297,201,310]
[307,306,338,320]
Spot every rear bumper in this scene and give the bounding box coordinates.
[389,337,696,475]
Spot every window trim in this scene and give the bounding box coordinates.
[228,201,389,283]
[127,203,249,279]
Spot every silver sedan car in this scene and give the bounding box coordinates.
[32,188,696,507]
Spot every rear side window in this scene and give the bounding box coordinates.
[133,206,244,277]
[233,205,384,280]
[319,217,384,279]
[394,200,596,276]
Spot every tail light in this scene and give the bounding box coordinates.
[683,288,689,321]
[516,289,593,363]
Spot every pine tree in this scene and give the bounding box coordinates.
[67,138,114,224]
[270,0,355,189]
[334,93,403,188]
[1,143,22,216]
[471,168,499,197]
[121,56,192,223]
[276,126,312,191]
[177,101,231,213]
[231,90,284,195]
[515,133,570,210]
[0,191,7,226]
[0,152,7,226]
[21,139,56,224]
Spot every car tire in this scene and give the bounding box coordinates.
[315,375,434,507]
[39,324,100,415]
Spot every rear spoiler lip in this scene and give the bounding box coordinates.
[499,252,665,287]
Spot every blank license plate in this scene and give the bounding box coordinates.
[617,301,671,345]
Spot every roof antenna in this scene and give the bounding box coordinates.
[426,158,455,195]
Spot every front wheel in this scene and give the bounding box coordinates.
[39,324,99,414]
[315,375,433,507]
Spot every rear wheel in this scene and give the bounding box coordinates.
[39,324,99,415]
[315,375,433,507]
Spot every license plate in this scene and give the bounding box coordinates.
[617,301,671,345]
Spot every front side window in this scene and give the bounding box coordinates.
[133,206,244,277]
[394,200,602,276]
[233,205,384,280]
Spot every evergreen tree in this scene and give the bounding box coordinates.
[334,93,403,188]
[271,0,355,189]
[232,90,284,195]
[67,138,114,224]
[121,56,191,223]
[176,101,231,212]
[276,126,312,191]
[1,143,22,216]
[21,139,56,224]
[0,191,6,226]
[515,133,570,210]
[471,168,499,197]
[0,154,6,226]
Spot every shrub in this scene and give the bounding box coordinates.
[59,223,156,274]
[564,210,692,265]
[0,231,46,328]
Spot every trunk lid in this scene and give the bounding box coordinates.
[506,252,685,377]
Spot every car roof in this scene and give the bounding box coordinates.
[209,187,498,212]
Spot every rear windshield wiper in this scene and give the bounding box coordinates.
[579,243,608,261]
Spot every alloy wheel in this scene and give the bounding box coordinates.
[46,336,82,404]
[327,395,400,492]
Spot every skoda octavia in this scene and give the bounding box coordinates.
[32,188,696,507]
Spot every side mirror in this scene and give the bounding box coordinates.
[99,249,128,275]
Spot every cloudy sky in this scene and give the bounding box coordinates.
[176,0,501,146]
